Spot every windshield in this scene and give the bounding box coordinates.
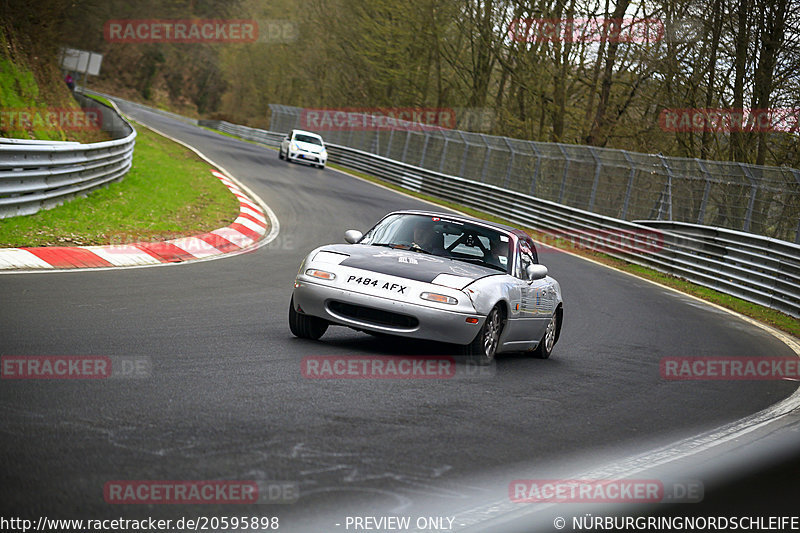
[294,134,323,145]
[360,213,511,273]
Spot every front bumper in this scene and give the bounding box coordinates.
[288,150,327,165]
[292,279,484,345]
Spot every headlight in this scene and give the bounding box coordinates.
[291,142,299,151]
[420,292,458,305]
[306,269,336,280]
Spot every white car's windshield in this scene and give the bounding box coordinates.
[360,214,510,273]
[294,134,323,145]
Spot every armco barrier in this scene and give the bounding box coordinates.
[270,104,800,244]
[0,91,135,218]
[180,120,800,318]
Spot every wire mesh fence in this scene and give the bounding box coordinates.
[269,104,800,244]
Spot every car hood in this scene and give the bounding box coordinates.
[315,244,501,285]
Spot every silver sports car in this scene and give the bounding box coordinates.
[289,210,563,363]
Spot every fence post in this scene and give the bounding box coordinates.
[588,147,602,211]
[401,130,412,163]
[557,144,569,203]
[528,142,541,196]
[458,131,470,179]
[695,158,713,225]
[502,137,515,188]
[439,133,450,173]
[791,169,800,244]
[419,131,431,167]
[386,126,395,158]
[620,151,636,220]
[480,134,492,182]
[657,154,674,221]
[739,163,758,233]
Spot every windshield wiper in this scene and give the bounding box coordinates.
[409,243,432,254]
[456,256,506,272]
[371,242,434,255]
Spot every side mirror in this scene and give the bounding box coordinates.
[344,230,363,244]
[526,264,548,281]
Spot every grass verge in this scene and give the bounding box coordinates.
[0,121,240,247]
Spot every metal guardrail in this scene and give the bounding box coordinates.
[185,120,800,318]
[0,92,136,219]
[198,120,283,145]
[81,88,200,127]
[269,104,800,244]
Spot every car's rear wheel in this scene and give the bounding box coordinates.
[288,296,328,340]
[462,306,503,365]
[533,312,558,359]
[279,148,284,159]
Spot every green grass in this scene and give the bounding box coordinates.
[0,122,240,247]
[85,93,113,108]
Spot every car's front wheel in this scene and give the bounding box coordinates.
[462,306,503,365]
[279,147,284,159]
[288,296,328,340]
[532,312,558,359]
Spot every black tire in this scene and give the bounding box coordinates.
[462,306,503,365]
[279,148,284,160]
[533,312,558,359]
[288,297,328,340]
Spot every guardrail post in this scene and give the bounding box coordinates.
[620,151,636,220]
[588,147,602,211]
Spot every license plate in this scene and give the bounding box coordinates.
[346,275,407,294]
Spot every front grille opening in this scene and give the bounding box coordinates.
[328,301,419,329]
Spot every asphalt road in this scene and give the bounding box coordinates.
[1,102,797,531]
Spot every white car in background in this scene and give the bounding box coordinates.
[279,129,328,169]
